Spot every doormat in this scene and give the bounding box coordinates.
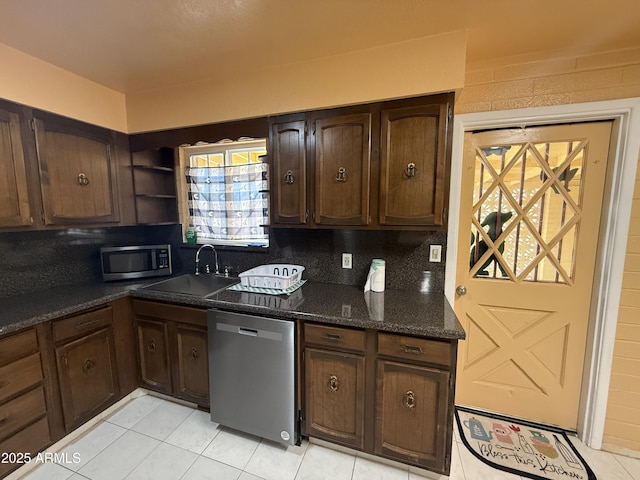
[455,406,596,480]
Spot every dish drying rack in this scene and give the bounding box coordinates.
[238,264,305,290]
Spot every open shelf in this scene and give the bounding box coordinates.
[131,148,178,225]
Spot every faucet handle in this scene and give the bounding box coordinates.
[205,264,210,274]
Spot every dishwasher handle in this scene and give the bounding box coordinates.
[215,321,284,342]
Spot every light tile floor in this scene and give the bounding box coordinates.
[14,393,640,480]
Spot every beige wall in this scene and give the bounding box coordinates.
[1,32,465,134]
[0,43,127,132]
[456,48,640,113]
[124,31,466,133]
[603,156,640,454]
[456,47,640,454]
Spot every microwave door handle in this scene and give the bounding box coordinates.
[151,249,157,270]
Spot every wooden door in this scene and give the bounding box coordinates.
[56,328,119,430]
[174,323,209,406]
[314,113,371,225]
[379,103,449,226]
[34,117,120,225]
[304,348,366,449]
[135,319,172,395]
[455,122,612,428]
[375,360,450,471]
[0,109,31,227]
[270,120,308,224]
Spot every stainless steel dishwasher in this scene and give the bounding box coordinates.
[208,309,298,445]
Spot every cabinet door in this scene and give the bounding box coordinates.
[379,103,449,226]
[135,319,172,395]
[304,348,365,449]
[314,113,371,225]
[270,120,308,225]
[375,360,450,472]
[56,328,119,431]
[34,117,120,225]
[0,109,31,227]
[174,323,209,406]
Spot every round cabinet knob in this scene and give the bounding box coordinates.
[456,285,467,296]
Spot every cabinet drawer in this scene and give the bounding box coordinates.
[0,417,51,477]
[0,353,43,403]
[53,306,113,342]
[0,386,47,440]
[378,333,451,367]
[0,329,38,366]
[304,324,366,352]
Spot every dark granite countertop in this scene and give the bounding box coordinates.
[0,279,465,340]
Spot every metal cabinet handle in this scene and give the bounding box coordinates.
[188,347,199,360]
[147,340,156,353]
[323,333,342,342]
[405,163,417,178]
[403,345,423,355]
[403,390,416,410]
[284,170,295,184]
[456,285,467,296]
[77,173,90,186]
[75,318,101,330]
[335,167,347,182]
[328,375,339,392]
[82,359,96,374]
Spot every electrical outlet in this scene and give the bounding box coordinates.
[429,245,442,263]
[342,253,353,269]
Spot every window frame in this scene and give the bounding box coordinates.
[176,138,269,249]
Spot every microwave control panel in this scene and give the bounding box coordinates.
[157,249,171,269]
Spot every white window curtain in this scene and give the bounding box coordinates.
[185,162,269,246]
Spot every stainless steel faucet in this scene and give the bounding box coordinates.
[195,244,219,275]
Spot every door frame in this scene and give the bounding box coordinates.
[446,98,640,449]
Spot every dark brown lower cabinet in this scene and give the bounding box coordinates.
[375,360,450,471]
[304,348,365,449]
[133,300,209,407]
[174,323,209,405]
[0,329,50,477]
[136,318,172,395]
[53,307,120,431]
[302,323,457,476]
[56,328,119,431]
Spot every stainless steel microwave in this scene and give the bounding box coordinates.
[100,244,172,281]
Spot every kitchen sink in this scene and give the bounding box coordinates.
[142,274,239,297]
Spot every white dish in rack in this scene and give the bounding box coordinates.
[238,264,305,290]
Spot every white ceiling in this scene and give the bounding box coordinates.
[1,0,639,94]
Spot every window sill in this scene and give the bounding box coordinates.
[178,243,270,254]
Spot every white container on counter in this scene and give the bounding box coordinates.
[364,259,385,292]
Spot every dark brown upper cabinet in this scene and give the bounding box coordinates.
[0,106,31,227]
[33,115,120,225]
[379,102,449,227]
[313,113,372,226]
[0,98,136,232]
[270,119,308,225]
[268,93,453,230]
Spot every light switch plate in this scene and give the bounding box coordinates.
[342,253,353,269]
[429,245,442,263]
